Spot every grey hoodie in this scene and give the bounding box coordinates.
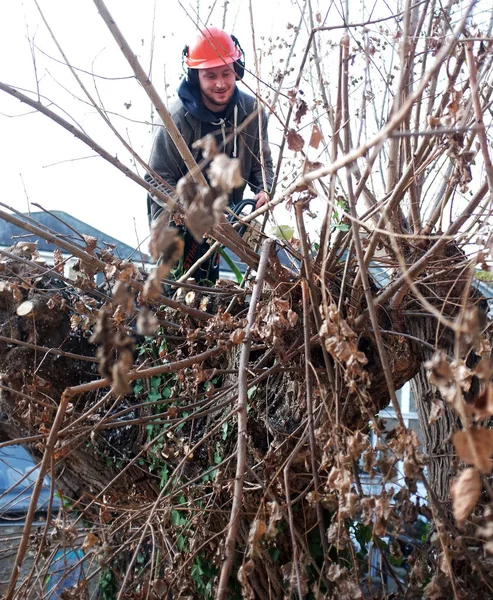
[146,84,274,221]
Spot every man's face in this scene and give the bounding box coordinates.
[197,65,236,112]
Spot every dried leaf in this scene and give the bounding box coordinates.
[359,496,375,525]
[136,308,159,336]
[176,175,229,242]
[319,304,368,383]
[248,518,267,558]
[148,215,184,264]
[105,263,118,279]
[327,466,352,493]
[176,177,200,209]
[230,328,245,344]
[294,97,308,124]
[302,160,324,176]
[111,350,133,396]
[265,501,282,540]
[143,265,166,300]
[118,263,138,283]
[426,352,472,405]
[446,89,462,122]
[237,560,255,600]
[428,398,445,425]
[184,197,215,242]
[112,304,125,326]
[471,384,493,420]
[288,89,308,125]
[151,579,169,600]
[83,235,98,253]
[287,309,298,326]
[53,248,64,274]
[286,128,305,152]
[192,134,218,159]
[451,467,481,527]
[53,443,70,460]
[452,428,493,473]
[328,564,344,582]
[327,519,349,551]
[82,532,99,551]
[374,496,390,536]
[425,352,454,394]
[112,281,134,315]
[309,123,323,149]
[346,431,369,462]
[185,291,196,306]
[208,154,243,192]
[10,282,22,302]
[339,492,358,518]
[474,358,493,380]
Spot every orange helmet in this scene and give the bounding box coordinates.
[185,27,243,70]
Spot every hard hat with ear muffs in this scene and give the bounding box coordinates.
[182,27,245,85]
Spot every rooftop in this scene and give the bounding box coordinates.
[0,210,149,262]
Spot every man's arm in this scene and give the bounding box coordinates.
[248,108,274,209]
[145,125,187,222]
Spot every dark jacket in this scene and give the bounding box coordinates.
[146,83,274,221]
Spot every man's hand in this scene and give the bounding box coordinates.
[253,191,270,210]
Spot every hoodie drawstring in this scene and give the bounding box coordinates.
[220,119,227,151]
[232,104,238,158]
[211,104,238,158]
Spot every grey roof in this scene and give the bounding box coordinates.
[0,210,149,262]
[0,445,60,516]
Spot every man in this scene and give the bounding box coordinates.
[146,26,273,283]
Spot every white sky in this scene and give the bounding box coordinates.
[0,0,307,253]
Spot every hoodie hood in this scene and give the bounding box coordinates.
[177,77,239,124]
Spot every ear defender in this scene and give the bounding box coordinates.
[230,34,245,80]
[183,45,199,84]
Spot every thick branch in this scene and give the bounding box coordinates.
[465,41,493,194]
[216,238,273,599]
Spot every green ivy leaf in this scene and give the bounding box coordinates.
[475,269,493,282]
[269,547,281,562]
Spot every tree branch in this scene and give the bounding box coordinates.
[216,238,273,599]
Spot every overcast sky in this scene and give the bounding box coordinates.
[0,0,305,254]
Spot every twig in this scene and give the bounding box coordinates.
[256,1,475,219]
[0,207,213,321]
[302,279,329,564]
[283,426,310,599]
[465,41,493,194]
[63,344,229,398]
[0,81,173,209]
[343,104,406,427]
[372,179,488,310]
[3,389,72,600]
[0,334,98,363]
[92,0,207,188]
[33,0,168,206]
[216,238,273,599]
